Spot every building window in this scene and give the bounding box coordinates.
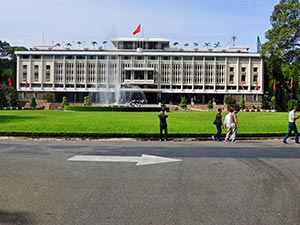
[241,67,246,72]
[241,75,246,82]
[76,55,85,60]
[66,55,75,60]
[253,67,258,72]
[229,67,234,72]
[33,55,41,59]
[253,75,258,82]
[55,55,64,59]
[21,55,29,59]
[125,71,131,80]
[229,75,234,82]
[216,57,225,61]
[183,56,192,61]
[149,56,157,60]
[22,73,27,81]
[109,55,118,60]
[135,56,144,60]
[44,55,53,59]
[205,56,214,61]
[46,72,50,81]
[46,65,51,70]
[34,72,39,80]
[88,55,97,60]
[148,71,154,80]
[194,56,203,61]
[34,65,39,70]
[254,95,258,101]
[121,56,131,60]
[134,71,144,80]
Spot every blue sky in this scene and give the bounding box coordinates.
[1,0,279,51]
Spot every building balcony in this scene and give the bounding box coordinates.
[123,79,155,85]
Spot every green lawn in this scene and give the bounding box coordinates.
[0,110,290,137]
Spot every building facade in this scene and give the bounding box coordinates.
[16,38,263,105]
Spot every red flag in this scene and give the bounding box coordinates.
[132,24,141,35]
[25,80,29,88]
[7,76,12,87]
[255,80,258,90]
[290,78,294,89]
[273,79,276,91]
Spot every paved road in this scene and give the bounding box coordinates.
[1,138,300,225]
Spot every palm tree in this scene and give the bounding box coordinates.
[91,41,97,48]
[231,34,237,46]
[184,43,189,47]
[76,41,82,48]
[204,42,211,47]
[102,41,107,48]
[214,42,221,48]
[173,42,179,48]
[65,43,72,49]
[55,43,61,47]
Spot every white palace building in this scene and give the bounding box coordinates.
[16,38,263,105]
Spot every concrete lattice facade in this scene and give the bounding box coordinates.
[16,38,263,105]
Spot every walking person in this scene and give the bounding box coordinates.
[230,107,240,143]
[158,108,168,141]
[223,108,234,142]
[212,108,223,141]
[283,106,300,144]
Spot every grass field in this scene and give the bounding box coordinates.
[0,110,291,138]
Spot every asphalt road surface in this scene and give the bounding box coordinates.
[1,138,300,225]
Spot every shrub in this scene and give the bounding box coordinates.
[207,100,213,109]
[224,95,236,105]
[261,93,270,109]
[83,96,92,106]
[61,96,69,108]
[179,96,187,109]
[270,96,276,110]
[42,92,55,102]
[287,99,299,111]
[30,97,37,109]
[64,106,169,112]
[240,98,245,110]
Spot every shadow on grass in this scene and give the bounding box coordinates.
[0,115,41,124]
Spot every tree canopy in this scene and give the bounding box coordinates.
[261,0,300,110]
[262,0,300,64]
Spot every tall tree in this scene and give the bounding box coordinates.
[263,0,300,64]
[0,41,11,57]
[261,0,300,109]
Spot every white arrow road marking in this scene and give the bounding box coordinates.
[68,154,182,166]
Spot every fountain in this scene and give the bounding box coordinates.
[89,84,148,106]
[88,63,148,106]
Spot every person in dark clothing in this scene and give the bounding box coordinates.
[158,108,168,141]
[212,108,223,142]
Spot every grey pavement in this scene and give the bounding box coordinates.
[1,138,300,225]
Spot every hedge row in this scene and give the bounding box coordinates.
[64,105,169,112]
[0,132,285,139]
